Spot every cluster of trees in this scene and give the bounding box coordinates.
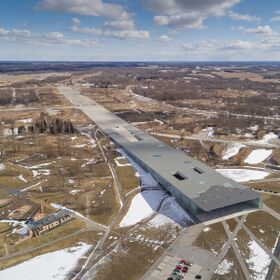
[17,113,76,135]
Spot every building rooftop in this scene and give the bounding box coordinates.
[106,125,260,212]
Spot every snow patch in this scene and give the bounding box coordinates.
[17,175,27,183]
[119,191,167,227]
[148,214,175,228]
[18,118,33,124]
[216,169,269,182]
[69,190,81,195]
[0,243,91,280]
[215,259,233,275]
[114,156,131,167]
[244,149,273,164]
[203,226,211,232]
[222,143,246,160]
[246,239,271,280]
[0,163,5,171]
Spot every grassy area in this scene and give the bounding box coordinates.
[0,162,33,190]
[92,162,111,178]
[244,211,280,250]
[225,219,238,233]
[87,179,119,225]
[212,247,246,280]
[263,194,280,213]
[115,166,139,196]
[93,239,166,280]
[194,222,228,256]
[272,267,280,280]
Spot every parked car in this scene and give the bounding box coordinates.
[181,267,188,273]
[180,259,193,266]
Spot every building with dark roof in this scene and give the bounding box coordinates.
[28,209,74,236]
[59,86,262,221]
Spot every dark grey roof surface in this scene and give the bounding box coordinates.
[106,125,260,211]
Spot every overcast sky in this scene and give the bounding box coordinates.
[1,0,280,61]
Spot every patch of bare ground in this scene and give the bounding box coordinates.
[212,247,246,280]
[115,166,139,196]
[244,211,280,250]
[107,148,139,196]
[194,222,228,256]
[225,219,238,233]
[233,147,252,165]
[272,267,280,279]
[263,194,280,213]
[94,224,179,280]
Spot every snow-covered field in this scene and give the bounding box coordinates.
[255,133,279,145]
[0,163,5,171]
[244,149,273,164]
[246,239,271,280]
[18,118,33,124]
[119,190,167,227]
[216,169,269,182]
[215,259,234,275]
[0,243,91,280]
[222,143,246,160]
[147,214,175,228]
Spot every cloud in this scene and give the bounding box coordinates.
[40,0,148,40]
[38,0,130,21]
[222,40,254,49]
[39,0,134,31]
[71,18,149,40]
[154,12,205,29]
[271,16,280,22]
[158,35,171,42]
[144,0,240,29]
[245,25,275,35]
[228,11,260,22]
[0,27,96,46]
[182,40,217,50]
[182,37,280,54]
[72,17,81,27]
[104,20,134,31]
